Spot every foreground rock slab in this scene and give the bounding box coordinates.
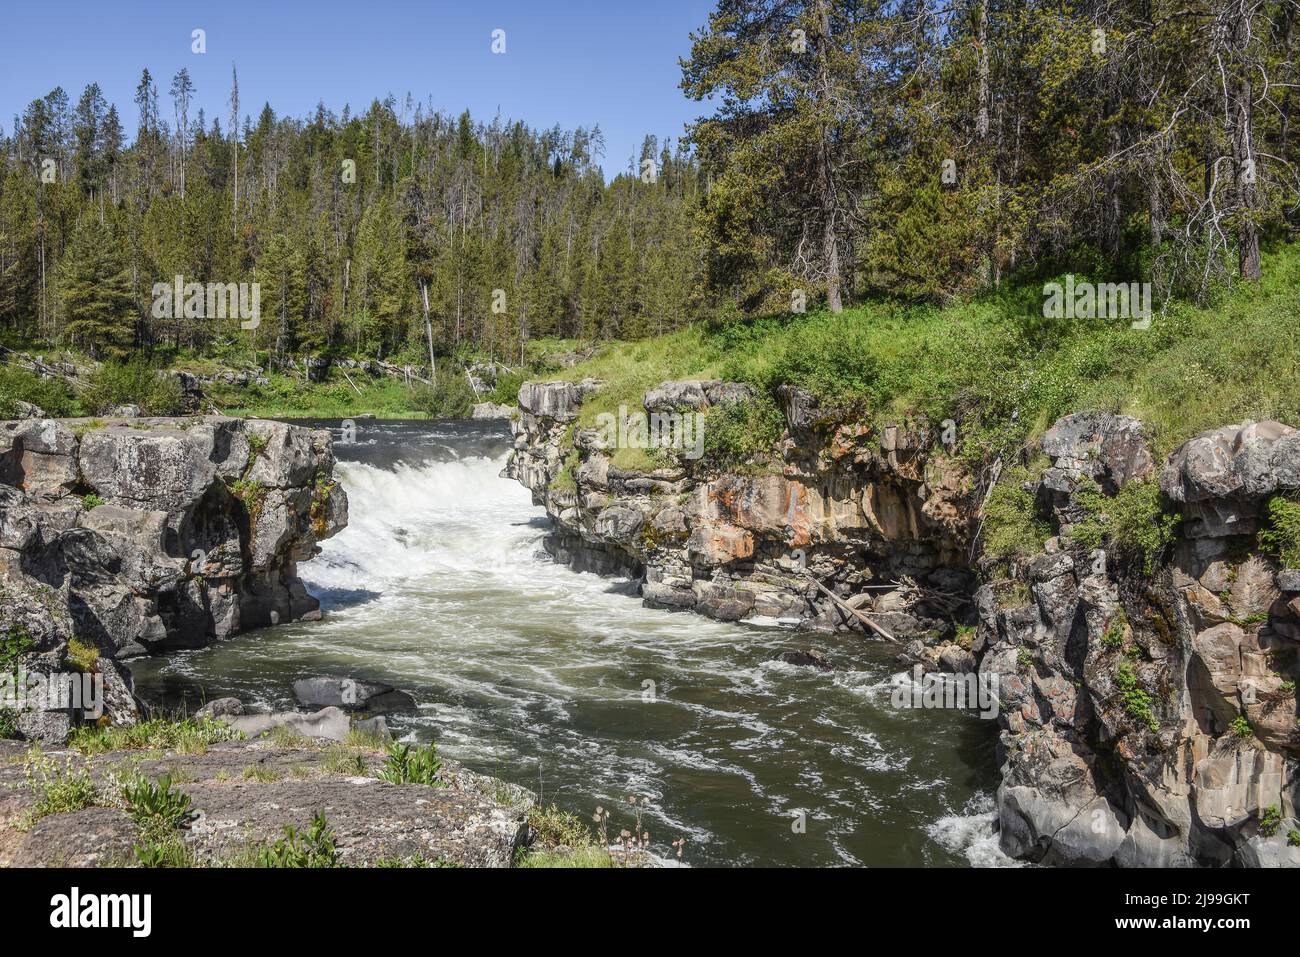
[0,737,531,868]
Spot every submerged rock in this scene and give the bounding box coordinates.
[772,649,834,670]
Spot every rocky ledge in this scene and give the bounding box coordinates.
[505,379,1300,867]
[0,416,347,741]
[0,732,531,868]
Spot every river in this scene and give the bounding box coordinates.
[130,419,1010,867]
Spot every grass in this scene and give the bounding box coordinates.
[68,717,243,756]
[66,637,100,672]
[20,752,100,829]
[540,243,1300,471]
[515,803,613,869]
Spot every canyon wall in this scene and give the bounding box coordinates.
[506,380,1300,867]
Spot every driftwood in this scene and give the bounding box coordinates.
[802,572,898,642]
[340,368,364,397]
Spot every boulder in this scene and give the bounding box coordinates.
[772,649,834,670]
[292,676,417,714]
[195,697,246,720]
[471,402,514,420]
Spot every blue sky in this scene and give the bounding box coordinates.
[0,0,715,178]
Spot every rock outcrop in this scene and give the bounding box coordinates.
[0,416,347,740]
[0,735,532,868]
[980,417,1300,867]
[505,379,977,640]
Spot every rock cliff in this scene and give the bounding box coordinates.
[0,416,347,741]
[506,380,1300,867]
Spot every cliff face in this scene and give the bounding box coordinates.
[984,416,1300,867]
[506,381,1300,867]
[0,416,347,741]
[506,379,977,637]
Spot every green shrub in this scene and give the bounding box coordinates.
[407,372,475,419]
[1258,804,1281,837]
[698,394,784,473]
[1115,661,1160,732]
[981,464,1051,562]
[1072,479,1180,573]
[1228,715,1252,738]
[80,493,104,511]
[377,741,444,786]
[1259,496,1300,568]
[489,369,526,406]
[81,360,185,416]
[1287,828,1300,847]
[0,365,78,418]
[258,811,339,868]
[0,624,34,670]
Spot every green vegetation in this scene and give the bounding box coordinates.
[1259,496,1300,569]
[21,752,100,828]
[699,393,785,474]
[80,360,185,415]
[257,811,340,868]
[242,764,283,783]
[544,244,1300,475]
[0,623,34,670]
[80,493,104,512]
[121,773,194,830]
[65,637,99,672]
[1287,828,1300,847]
[516,803,613,869]
[1115,661,1160,733]
[1071,479,1181,574]
[376,741,444,786]
[1258,804,1281,838]
[68,716,243,756]
[0,365,78,418]
[1101,611,1127,651]
[982,463,1051,562]
[1229,715,1253,738]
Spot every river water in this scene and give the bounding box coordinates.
[131,419,1010,867]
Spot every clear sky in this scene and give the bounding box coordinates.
[0,0,715,178]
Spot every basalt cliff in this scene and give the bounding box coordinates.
[505,379,1300,867]
[0,416,347,742]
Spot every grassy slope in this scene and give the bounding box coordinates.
[545,244,1300,466]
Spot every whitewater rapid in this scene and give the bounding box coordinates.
[132,420,1010,867]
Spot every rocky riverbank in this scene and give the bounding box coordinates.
[0,728,532,867]
[504,379,1300,867]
